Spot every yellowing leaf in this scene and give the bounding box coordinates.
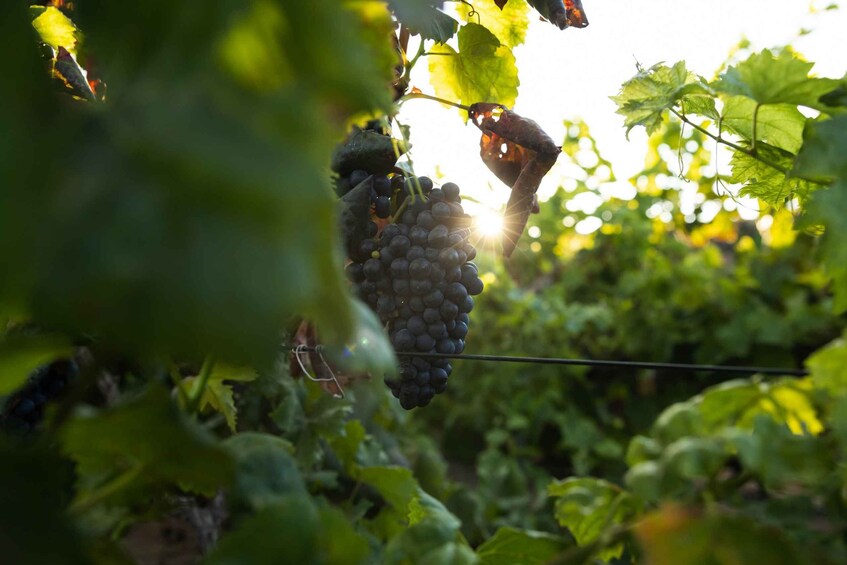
[31,6,80,55]
[457,0,530,48]
[428,23,519,111]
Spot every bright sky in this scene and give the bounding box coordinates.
[396,0,846,227]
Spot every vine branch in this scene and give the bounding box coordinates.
[400,92,471,111]
[669,108,790,176]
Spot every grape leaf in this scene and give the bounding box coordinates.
[794,116,847,310]
[721,96,806,154]
[428,23,519,110]
[4,1,400,369]
[457,0,530,48]
[356,466,419,515]
[178,364,256,432]
[404,5,459,44]
[61,386,234,503]
[476,527,567,565]
[526,0,589,29]
[794,115,847,179]
[468,103,561,257]
[729,143,815,204]
[206,496,370,565]
[731,415,831,490]
[53,46,96,101]
[548,478,641,561]
[611,62,712,136]
[30,5,80,54]
[714,49,840,110]
[223,433,304,513]
[806,334,847,397]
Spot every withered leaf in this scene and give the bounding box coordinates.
[54,46,95,101]
[527,0,589,29]
[494,0,509,9]
[469,102,560,257]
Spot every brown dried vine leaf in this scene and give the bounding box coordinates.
[290,320,368,397]
[494,0,509,9]
[564,0,589,28]
[468,102,561,257]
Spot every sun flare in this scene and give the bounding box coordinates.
[473,209,504,238]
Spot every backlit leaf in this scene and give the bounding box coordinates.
[30,6,80,54]
[721,96,806,154]
[457,0,530,48]
[611,62,711,136]
[714,49,840,110]
[429,23,519,110]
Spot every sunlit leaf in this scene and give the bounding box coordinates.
[457,0,530,48]
[611,62,711,136]
[429,23,519,110]
[714,49,840,110]
[30,6,80,54]
[721,96,806,154]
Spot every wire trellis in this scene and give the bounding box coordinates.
[290,346,809,377]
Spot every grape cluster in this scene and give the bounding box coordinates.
[1,359,78,434]
[345,178,484,409]
[336,170,395,219]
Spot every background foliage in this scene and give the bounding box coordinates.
[1,1,846,564]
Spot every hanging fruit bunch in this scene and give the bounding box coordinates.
[332,122,485,409]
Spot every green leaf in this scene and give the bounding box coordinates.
[714,49,840,110]
[428,23,519,110]
[4,0,402,371]
[721,96,806,154]
[476,527,567,565]
[406,6,459,43]
[611,62,711,136]
[799,181,847,311]
[729,144,817,204]
[661,437,727,480]
[356,466,419,514]
[30,6,80,54]
[61,386,234,504]
[383,519,475,565]
[457,0,530,48]
[180,364,255,431]
[0,335,73,396]
[223,433,304,513]
[205,496,371,565]
[794,115,847,179]
[730,415,832,490]
[326,419,365,474]
[548,477,641,561]
[806,334,847,396]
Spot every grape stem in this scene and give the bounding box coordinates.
[401,92,471,112]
